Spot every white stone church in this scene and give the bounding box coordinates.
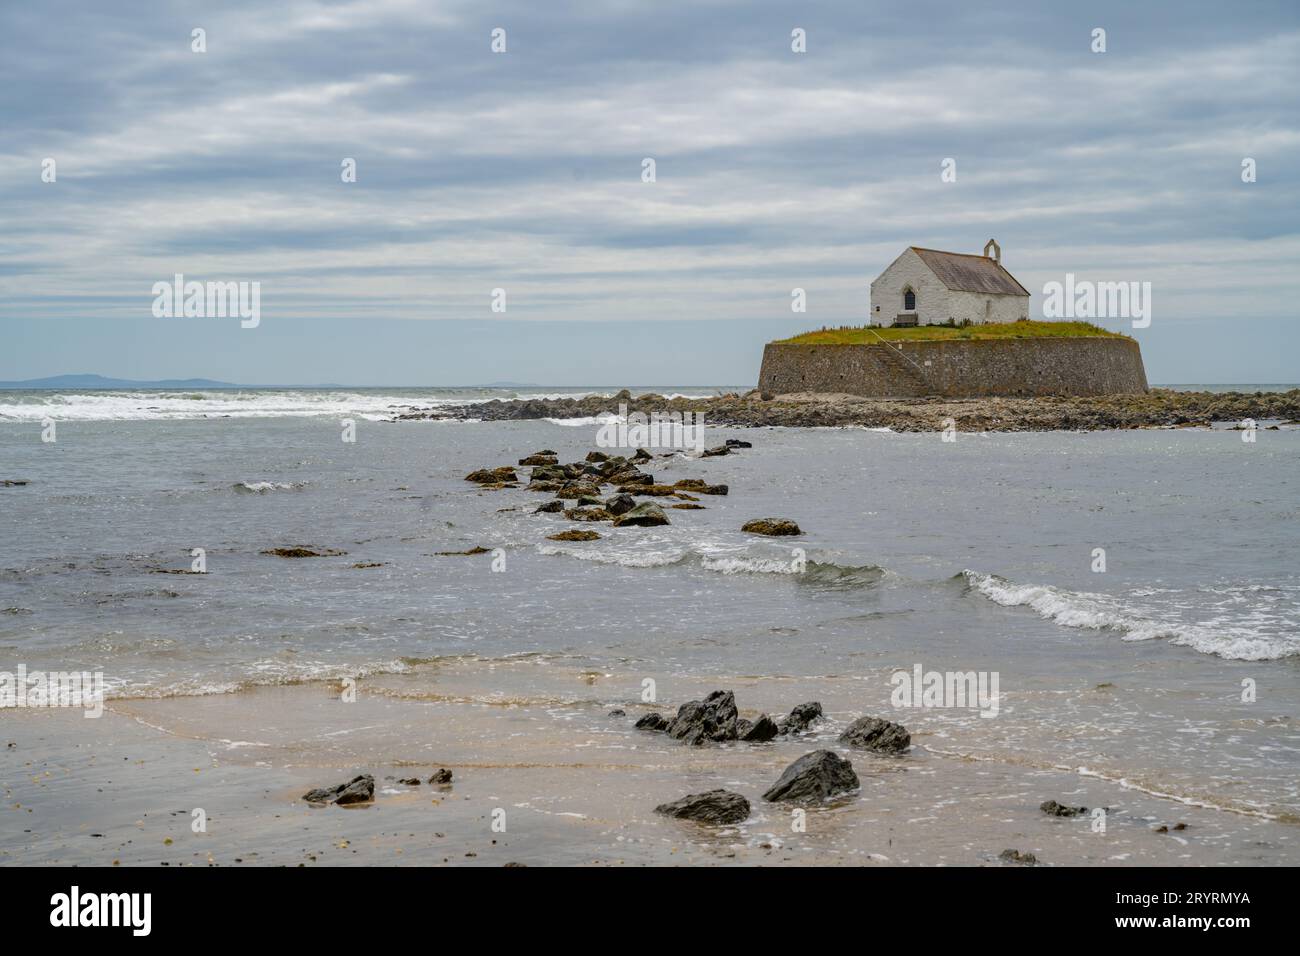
[869,239,1030,326]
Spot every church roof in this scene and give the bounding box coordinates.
[910,247,1030,296]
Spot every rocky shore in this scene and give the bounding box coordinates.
[393,388,1300,432]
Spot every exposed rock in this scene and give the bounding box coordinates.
[666,690,739,745]
[1040,800,1088,817]
[534,500,565,514]
[634,712,670,731]
[465,467,517,483]
[410,389,1300,434]
[527,480,565,492]
[999,849,1037,864]
[518,454,558,466]
[742,518,802,536]
[631,448,653,462]
[397,777,421,786]
[671,503,705,510]
[604,493,637,515]
[696,484,728,495]
[725,439,753,448]
[556,483,602,499]
[762,751,859,802]
[740,714,779,742]
[612,502,669,527]
[617,473,654,486]
[702,445,730,457]
[1,479,30,487]
[673,479,708,490]
[574,495,604,507]
[608,708,626,717]
[302,774,375,805]
[564,507,613,522]
[655,790,751,825]
[547,529,601,541]
[433,546,492,556]
[778,701,823,735]
[619,483,680,496]
[263,547,346,558]
[428,768,453,785]
[586,451,609,462]
[839,716,911,754]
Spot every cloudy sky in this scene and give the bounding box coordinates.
[1,0,1296,384]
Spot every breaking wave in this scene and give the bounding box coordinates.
[962,570,1299,661]
[232,480,308,494]
[537,543,884,587]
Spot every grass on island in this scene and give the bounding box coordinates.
[774,320,1131,345]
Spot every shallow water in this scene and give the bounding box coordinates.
[2,393,1299,863]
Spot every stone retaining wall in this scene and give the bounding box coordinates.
[758,337,1149,398]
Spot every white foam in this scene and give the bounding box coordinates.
[963,569,1299,661]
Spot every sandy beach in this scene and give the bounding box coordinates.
[5,653,1296,867]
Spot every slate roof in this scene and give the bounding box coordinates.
[910,247,1030,296]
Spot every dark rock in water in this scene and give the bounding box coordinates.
[631,448,653,462]
[614,389,632,400]
[1,479,30,487]
[612,501,669,527]
[999,849,1037,864]
[605,493,637,516]
[530,464,567,482]
[303,774,375,805]
[586,451,609,462]
[617,473,654,486]
[735,717,752,736]
[697,484,728,496]
[527,480,565,492]
[740,714,779,742]
[556,482,601,499]
[263,546,346,558]
[1040,800,1088,817]
[429,769,453,785]
[547,529,600,541]
[564,507,612,522]
[701,445,730,457]
[673,479,708,490]
[608,708,626,717]
[635,712,670,731]
[518,454,558,466]
[536,449,556,456]
[655,790,751,825]
[465,466,517,483]
[762,751,859,802]
[778,701,823,735]
[839,716,911,753]
[725,439,752,448]
[534,500,565,514]
[433,546,492,556]
[671,503,705,510]
[397,777,421,786]
[575,495,604,507]
[742,518,802,536]
[666,690,739,745]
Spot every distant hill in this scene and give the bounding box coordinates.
[0,374,239,389]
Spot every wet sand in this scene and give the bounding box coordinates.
[4,657,1294,867]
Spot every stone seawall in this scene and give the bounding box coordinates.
[758,337,1149,398]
